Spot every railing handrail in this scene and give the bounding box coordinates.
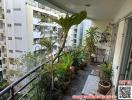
[0,61,48,96]
[0,51,71,98]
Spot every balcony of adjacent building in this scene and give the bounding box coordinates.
[0,6,4,20]
[0,21,5,33]
[0,0,132,100]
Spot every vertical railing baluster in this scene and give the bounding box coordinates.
[10,86,14,100]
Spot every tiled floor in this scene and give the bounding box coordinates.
[62,64,100,100]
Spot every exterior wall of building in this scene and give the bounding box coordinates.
[67,19,92,48]
[0,0,8,81]
[3,0,66,82]
[3,0,92,82]
[81,19,92,46]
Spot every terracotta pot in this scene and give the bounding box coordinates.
[63,80,70,90]
[98,80,111,95]
[70,66,78,73]
[80,62,87,70]
[80,63,85,70]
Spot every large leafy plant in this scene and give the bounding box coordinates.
[54,53,73,79]
[53,11,87,62]
[39,11,87,89]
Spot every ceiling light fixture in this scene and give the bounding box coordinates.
[85,4,91,7]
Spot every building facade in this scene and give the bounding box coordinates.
[1,0,92,82]
[0,0,8,82]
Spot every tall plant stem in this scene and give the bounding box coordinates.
[51,50,54,90]
[53,30,68,63]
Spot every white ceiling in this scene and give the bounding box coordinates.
[36,0,125,20]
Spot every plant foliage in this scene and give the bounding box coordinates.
[100,61,112,80]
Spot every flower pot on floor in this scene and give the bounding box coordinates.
[80,63,85,70]
[63,79,70,91]
[98,80,111,95]
[70,66,78,73]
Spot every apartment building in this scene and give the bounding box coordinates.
[0,0,8,82]
[3,0,67,82]
[66,19,92,48]
[0,0,92,82]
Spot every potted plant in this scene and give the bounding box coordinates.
[32,71,62,100]
[99,26,111,44]
[55,53,73,91]
[70,49,82,73]
[85,27,100,63]
[98,62,112,95]
[32,11,87,99]
[79,48,88,69]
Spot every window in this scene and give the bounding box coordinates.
[74,29,77,33]
[0,50,1,57]
[0,34,4,41]
[74,34,77,38]
[0,71,3,82]
[0,21,3,29]
[14,23,22,26]
[8,37,12,40]
[15,37,22,40]
[74,39,77,43]
[1,46,5,52]
[13,8,21,11]
[9,58,14,65]
[7,9,11,13]
[7,24,11,27]
[0,60,2,66]
[9,50,13,53]
[2,58,5,64]
[34,38,39,44]
[15,50,23,53]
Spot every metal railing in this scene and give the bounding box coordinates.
[0,61,49,100]
[0,51,71,100]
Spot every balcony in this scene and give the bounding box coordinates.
[33,31,42,38]
[0,0,132,100]
[33,44,42,51]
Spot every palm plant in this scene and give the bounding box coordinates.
[100,61,112,80]
[39,37,55,90]
[85,27,99,60]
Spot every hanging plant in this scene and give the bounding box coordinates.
[99,26,111,43]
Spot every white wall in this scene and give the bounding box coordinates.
[6,0,29,58]
[26,5,34,52]
[112,20,126,88]
[112,0,132,88]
